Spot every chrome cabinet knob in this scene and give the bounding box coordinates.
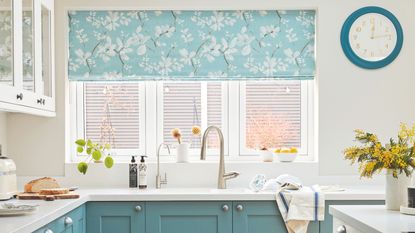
[44,229,53,233]
[236,204,244,212]
[222,204,229,212]
[135,205,142,212]
[64,216,73,225]
[336,225,346,233]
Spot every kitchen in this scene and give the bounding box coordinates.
[1,0,415,232]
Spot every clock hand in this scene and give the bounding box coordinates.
[373,34,391,39]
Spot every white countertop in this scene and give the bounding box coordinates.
[330,205,415,233]
[0,186,384,233]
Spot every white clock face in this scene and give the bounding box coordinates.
[349,13,397,62]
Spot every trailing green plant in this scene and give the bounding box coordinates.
[75,139,114,175]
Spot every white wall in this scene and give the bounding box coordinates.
[6,0,415,180]
[0,112,7,155]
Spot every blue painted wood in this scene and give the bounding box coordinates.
[33,205,86,233]
[340,6,403,69]
[146,201,232,233]
[320,200,384,233]
[232,201,319,233]
[86,202,145,233]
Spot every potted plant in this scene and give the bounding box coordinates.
[344,123,415,210]
[75,139,114,174]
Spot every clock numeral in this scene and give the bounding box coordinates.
[363,49,367,54]
[370,17,375,23]
[356,26,362,32]
[353,35,358,40]
[356,43,360,49]
[370,51,374,57]
[385,44,389,49]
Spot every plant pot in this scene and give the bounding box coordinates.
[258,150,273,162]
[385,170,412,210]
[176,143,189,163]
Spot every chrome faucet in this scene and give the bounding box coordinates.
[156,143,170,189]
[200,126,239,189]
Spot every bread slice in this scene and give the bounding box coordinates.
[24,177,60,193]
[39,188,70,195]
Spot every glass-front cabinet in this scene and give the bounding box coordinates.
[0,0,55,116]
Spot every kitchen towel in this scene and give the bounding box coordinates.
[276,185,325,233]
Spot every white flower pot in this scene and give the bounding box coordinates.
[176,143,189,163]
[385,170,412,210]
[258,150,273,162]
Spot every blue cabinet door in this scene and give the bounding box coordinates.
[320,200,384,233]
[86,202,145,233]
[232,201,319,233]
[146,201,232,233]
[33,205,86,233]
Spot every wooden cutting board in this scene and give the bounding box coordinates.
[17,192,80,201]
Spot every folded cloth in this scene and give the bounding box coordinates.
[276,185,325,233]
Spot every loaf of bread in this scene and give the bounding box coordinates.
[39,188,70,195]
[24,177,60,193]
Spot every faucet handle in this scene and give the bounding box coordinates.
[223,171,240,180]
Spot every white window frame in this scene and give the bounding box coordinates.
[70,80,314,162]
[155,81,229,157]
[70,82,146,161]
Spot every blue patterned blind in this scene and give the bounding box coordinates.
[68,10,315,81]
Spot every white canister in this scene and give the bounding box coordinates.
[176,143,189,163]
[385,170,413,210]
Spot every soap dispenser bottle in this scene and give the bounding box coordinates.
[129,156,137,188]
[139,156,148,189]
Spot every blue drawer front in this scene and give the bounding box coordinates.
[86,202,145,233]
[146,201,232,233]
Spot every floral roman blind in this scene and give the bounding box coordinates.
[68,10,315,81]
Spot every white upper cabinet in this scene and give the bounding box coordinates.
[0,0,55,117]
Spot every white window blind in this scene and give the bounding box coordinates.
[242,81,302,150]
[162,82,223,150]
[83,83,141,150]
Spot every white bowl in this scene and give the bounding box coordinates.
[275,153,298,162]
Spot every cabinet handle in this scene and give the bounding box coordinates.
[44,229,53,233]
[236,204,244,212]
[37,98,42,104]
[222,204,229,212]
[135,205,142,212]
[336,225,346,233]
[16,93,23,100]
[64,216,73,225]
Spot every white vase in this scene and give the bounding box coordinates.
[176,143,189,163]
[385,170,412,210]
[258,150,273,162]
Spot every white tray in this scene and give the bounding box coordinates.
[400,206,415,215]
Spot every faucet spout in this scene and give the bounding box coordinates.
[200,126,238,189]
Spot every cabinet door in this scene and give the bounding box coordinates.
[146,202,232,233]
[86,202,145,233]
[233,201,319,233]
[33,205,86,233]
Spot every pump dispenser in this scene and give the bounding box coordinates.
[139,156,148,189]
[129,156,137,188]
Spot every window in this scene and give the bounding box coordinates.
[72,80,312,160]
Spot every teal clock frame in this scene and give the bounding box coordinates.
[340,6,403,69]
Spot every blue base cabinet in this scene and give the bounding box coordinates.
[146,202,232,233]
[233,201,318,233]
[86,202,145,233]
[33,205,86,233]
[319,200,384,233]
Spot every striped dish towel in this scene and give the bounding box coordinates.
[276,185,325,233]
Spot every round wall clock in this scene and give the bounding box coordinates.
[340,6,403,69]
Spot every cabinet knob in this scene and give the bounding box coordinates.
[64,216,73,225]
[236,204,244,212]
[222,204,229,212]
[336,225,346,233]
[135,205,142,212]
[44,229,53,233]
[16,93,23,100]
